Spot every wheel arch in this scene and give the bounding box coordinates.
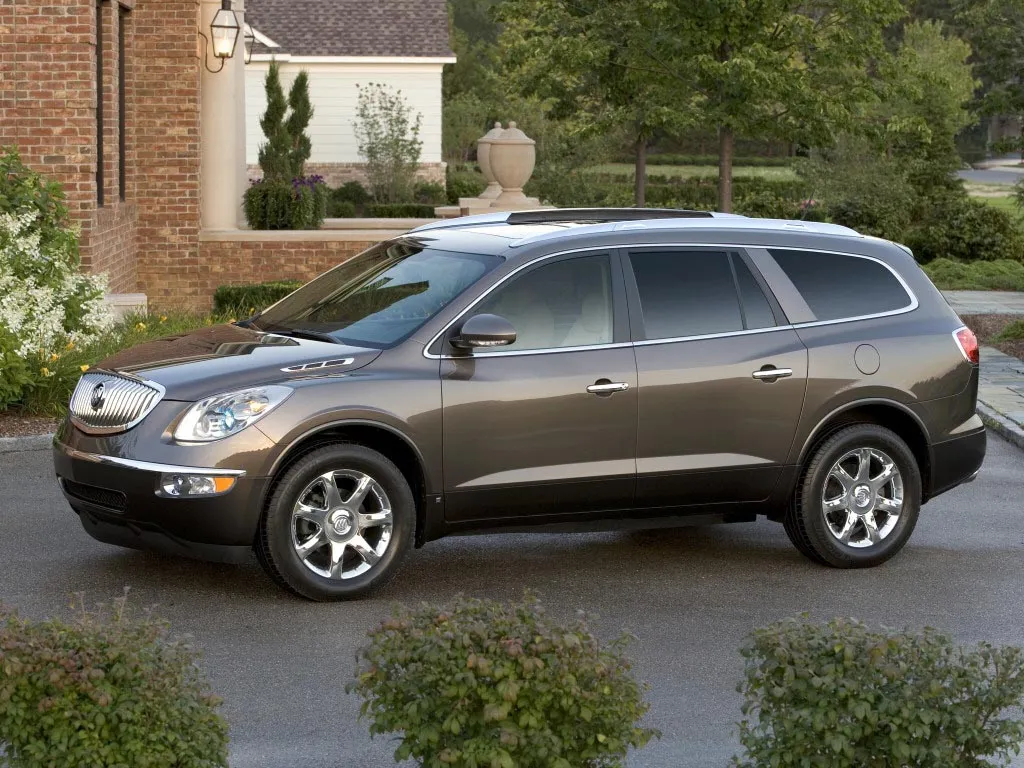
[795,399,933,501]
[264,420,431,547]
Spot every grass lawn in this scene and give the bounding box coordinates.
[922,258,1024,291]
[973,194,1022,221]
[588,163,799,181]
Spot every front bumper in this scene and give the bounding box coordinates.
[54,440,269,564]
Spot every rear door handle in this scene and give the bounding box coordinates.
[752,366,793,381]
[587,381,630,394]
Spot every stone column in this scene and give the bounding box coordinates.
[200,0,247,230]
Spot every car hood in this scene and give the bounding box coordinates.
[92,324,382,401]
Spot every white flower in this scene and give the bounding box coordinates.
[0,208,114,359]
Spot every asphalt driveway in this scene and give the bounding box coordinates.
[2,433,1023,767]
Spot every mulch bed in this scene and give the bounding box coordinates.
[0,412,58,439]
[960,314,1024,361]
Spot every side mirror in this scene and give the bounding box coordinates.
[450,314,517,350]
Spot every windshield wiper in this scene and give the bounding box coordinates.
[268,327,340,344]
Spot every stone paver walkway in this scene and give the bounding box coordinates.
[943,290,1024,315]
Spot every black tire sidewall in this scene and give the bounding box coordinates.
[260,444,414,600]
[798,425,922,568]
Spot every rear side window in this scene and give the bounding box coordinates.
[768,249,912,322]
[628,250,775,339]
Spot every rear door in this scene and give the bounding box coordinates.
[623,247,808,510]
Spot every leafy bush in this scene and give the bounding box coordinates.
[213,281,302,316]
[735,616,1024,768]
[364,203,436,218]
[922,258,1024,291]
[243,175,328,230]
[995,318,1024,342]
[350,594,658,768]
[334,180,371,206]
[0,148,113,408]
[0,592,229,768]
[904,196,1024,263]
[326,199,357,218]
[355,83,423,203]
[414,181,448,205]
[446,167,487,204]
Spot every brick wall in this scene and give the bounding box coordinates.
[0,0,138,293]
[247,162,447,189]
[130,0,202,307]
[0,0,203,298]
[188,233,390,312]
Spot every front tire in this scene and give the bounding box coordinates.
[256,444,414,600]
[784,424,921,568]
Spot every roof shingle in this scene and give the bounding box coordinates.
[245,0,454,58]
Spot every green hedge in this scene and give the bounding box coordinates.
[904,197,1024,263]
[213,281,302,316]
[243,177,328,230]
[364,203,437,218]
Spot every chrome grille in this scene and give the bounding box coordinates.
[69,372,164,435]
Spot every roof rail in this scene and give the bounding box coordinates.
[505,208,714,225]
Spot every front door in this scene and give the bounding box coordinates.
[440,251,638,523]
[622,247,808,510]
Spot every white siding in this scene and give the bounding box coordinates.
[245,61,444,167]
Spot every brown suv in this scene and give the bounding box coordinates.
[53,209,986,600]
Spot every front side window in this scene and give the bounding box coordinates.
[768,249,913,322]
[470,254,613,352]
[251,241,502,348]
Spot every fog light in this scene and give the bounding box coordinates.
[159,474,236,497]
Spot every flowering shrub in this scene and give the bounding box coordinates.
[0,148,113,408]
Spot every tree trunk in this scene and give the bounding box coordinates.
[634,138,647,207]
[718,125,734,213]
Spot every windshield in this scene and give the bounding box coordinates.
[250,240,502,348]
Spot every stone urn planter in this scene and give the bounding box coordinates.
[488,122,536,207]
[475,122,505,200]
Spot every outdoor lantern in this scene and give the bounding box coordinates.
[210,0,241,59]
[243,23,255,65]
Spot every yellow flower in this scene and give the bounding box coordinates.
[66,340,75,351]
[49,352,59,362]
[159,316,167,323]
[135,322,147,331]
[80,364,90,373]
[40,367,51,377]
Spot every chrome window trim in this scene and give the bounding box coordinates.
[69,371,167,435]
[58,446,247,477]
[422,242,919,360]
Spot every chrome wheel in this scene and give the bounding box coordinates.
[822,447,904,549]
[290,469,393,580]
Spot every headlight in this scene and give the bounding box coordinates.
[173,385,292,442]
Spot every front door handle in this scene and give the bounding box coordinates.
[752,366,793,381]
[587,380,630,395]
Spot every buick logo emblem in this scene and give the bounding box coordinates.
[90,382,106,410]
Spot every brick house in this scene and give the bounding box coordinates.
[0,0,449,312]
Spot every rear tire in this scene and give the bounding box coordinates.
[784,424,921,568]
[256,444,414,600]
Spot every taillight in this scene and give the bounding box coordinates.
[954,326,979,364]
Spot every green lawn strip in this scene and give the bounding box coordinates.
[922,258,1024,291]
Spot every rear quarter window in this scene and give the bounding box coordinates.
[768,249,913,322]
